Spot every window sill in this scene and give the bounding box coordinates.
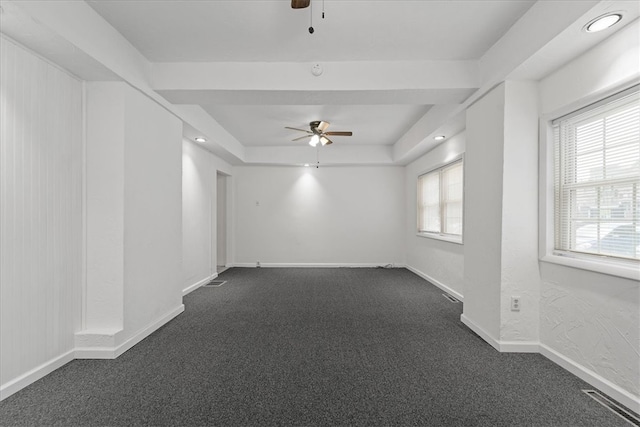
[416,232,463,245]
[541,252,639,281]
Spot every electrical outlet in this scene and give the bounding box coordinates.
[511,296,521,312]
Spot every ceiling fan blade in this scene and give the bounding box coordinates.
[291,0,310,8]
[320,136,333,145]
[285,126,312,133]
[325,131,353,136]
[317,121,330,132]
[292,135,311,141]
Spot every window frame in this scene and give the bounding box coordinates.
[539,83,640,280]
[416,157,464,244]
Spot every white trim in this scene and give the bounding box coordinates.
[461,315,640,411]
[113,305,184,357]
[0,350,76,401]
[539,81,640,280]
[183,273,218,296]
[232,262,403,268]
[460,314,538,353]
[460,314,501,351]
[498,341,539,353]
[405,265,464,302]
[541,254,640,281]
[416,232,463,245]
[540,344,640,415]
[75,304,185,359]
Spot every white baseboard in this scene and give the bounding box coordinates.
[2,305,186,401]
[459,314,538,353]
[0,349,75,401]
[183,273,218,296]
[498,340,540,353]
[461,315,639,411]
[232,262,403,268]
[460,314,501,351]
[405,265,464,302]
[540,343,640,415]
[114,304,184,357]
[75,304,185,359]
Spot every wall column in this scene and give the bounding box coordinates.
[462,81,540,350]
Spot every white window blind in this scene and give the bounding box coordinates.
[553,87,640,261]
[418,160,463,237]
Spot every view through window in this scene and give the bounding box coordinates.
[553,87,639,261]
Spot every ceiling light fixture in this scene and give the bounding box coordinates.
[434,135,446,141]
[194,137,206,143]
[309,134,320,147]
[584,13,622,33]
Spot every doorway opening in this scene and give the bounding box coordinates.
[216,173,228,274]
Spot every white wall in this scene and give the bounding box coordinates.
[500,81,540,343]
[182,140,232,293]
[81,81,185,353]
[462,84,506,340]
[538,20,640,408]
[462,80,541,348]
[85,82,125,332]
[404,132,465,299]
[0,37,82,394]
[233,166,405,266]
[123,86,183,337]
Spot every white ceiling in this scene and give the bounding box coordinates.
[2,0,637,165]
[84,0,537,157]
[86,1,536,62]
[203,104,432,147]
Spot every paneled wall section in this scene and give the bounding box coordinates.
[0,37,83,385]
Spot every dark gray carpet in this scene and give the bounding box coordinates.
[0,268,631,426]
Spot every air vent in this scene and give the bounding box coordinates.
[582,390,640,426]
[203,280,226,288]
[442,293,459,303]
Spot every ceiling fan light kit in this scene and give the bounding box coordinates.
[285,120,353,148]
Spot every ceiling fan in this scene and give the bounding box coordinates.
[291,0,310,9]
[285,121,353,147]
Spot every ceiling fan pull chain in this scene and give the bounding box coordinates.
[322,0,325,19]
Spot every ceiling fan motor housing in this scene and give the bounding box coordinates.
[310,121,322,132]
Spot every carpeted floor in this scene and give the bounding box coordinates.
[0,268,632,426]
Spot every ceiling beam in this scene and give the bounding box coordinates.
[1,0,246,163]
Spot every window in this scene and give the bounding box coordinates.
[417,159,463,241]
[553,87,639,262]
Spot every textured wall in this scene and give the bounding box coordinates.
[538,20,640,402]
[0,37,82,384]
[499,81,540,343]
[540,263,639,396]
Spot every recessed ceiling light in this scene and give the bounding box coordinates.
[194,137,206,143]
[434,135,446,141]
[584,13,622,33]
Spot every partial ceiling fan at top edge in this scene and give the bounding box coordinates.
[291,0,310,9]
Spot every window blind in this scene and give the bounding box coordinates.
[417,159,463,236]
[553,88,640,261]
